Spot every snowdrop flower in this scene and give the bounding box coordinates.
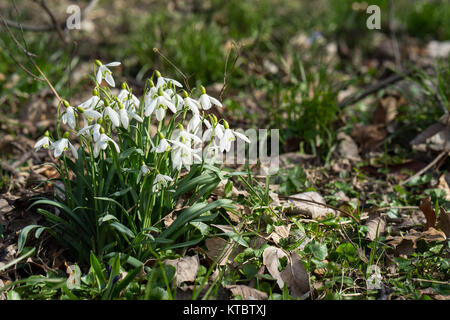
[144,88,177,121]
[187,113,202,134]
[77,94,103,110]
[170,139,202,171]
[152,173,173,192]
[154,70,182,89]
[118,86,140,110]
[103,104,120,127]
[50,132,78,159]
[61,101,76,129]
[202,117,224,142]
[137,162,151,184]
[199,86,222,110]
[34,132,52,151]
[219,121,251,153]
[152,134,172,153]
[118,103,129,129]
[77,122,101,142]
[181,90,200,115]
[173,124,202,146]
[93,133,120,158]
[172,93,184,111]
[96,60,121,87]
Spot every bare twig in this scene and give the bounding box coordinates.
[33,0,68,43]
[0,13,62,102]
[153,47,191,91]
[278,195,360,224]
[338,71,411,109]
[400,150,449,186]
[219,42,241,101]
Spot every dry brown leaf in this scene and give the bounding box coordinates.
[262,246,288,289]
[286,191,336,220]
[352,123,387,151]
[225,285,268,300]
[438,175,450,201]
[419,197,437,230]
[164,255,200,286]
[337,132,361,162]
[438,208,450,238]
[268,225,291,245]
[280,252,311,299]
[262,247,310,299]
[365,212,386,241]
[387,227,447,256]
[205,237,242,266]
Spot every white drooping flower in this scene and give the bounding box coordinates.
[62,106,76,129]
[187,113,202,134]
[219,125,251,153]
[152,138,172,153]
[119,107,129,129]
[82,108,102,123]
[50,136,78,159]
[152,173,173,192]
[155,72,183,89]
[137,162,151,184]
[202,119,224,142]
[103,105,120,127]
[93,133,120,158]
[118,88,140,110]
[198,86,222,110]
[183,96,200,115]
[34,135,52,152]
[144,93,177,121]
[170,139,202,171]
[173,125,202,146]
[77,123,101,142]
[78,95,103,110]
[96,60,121,87]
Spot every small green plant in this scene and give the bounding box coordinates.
[20,60,250,264]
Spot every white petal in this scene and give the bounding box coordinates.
[233,131,251,143]
[105,72,115,87]
[119,108,129,129]
[105,61,121,67]
[69,142,78,159]
[209,96,222,107]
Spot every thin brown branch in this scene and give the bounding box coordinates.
[34,0,68,43]
[153,47,191,91]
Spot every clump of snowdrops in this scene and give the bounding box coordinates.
[23,60,250,263]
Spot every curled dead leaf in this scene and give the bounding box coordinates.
[286,192,336,220]
[365,212,386,241]
[438,208,450,238]
[164,255,199,286]
[419,197,437,230]
[225,285,268,300]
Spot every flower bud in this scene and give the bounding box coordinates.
[157,131,165,139]
[100,127,105,134]
[95,59,102,67]
[177,123,184,131]
[200,85,206,94]
[154,70,161,78]
[62,99,70,108]
[223,120,230,130]
[121,82,127,90]
[44,130,50,137]
[63,131,70,139]
[93,88,99,96]
[77,106,85,113]
[97,117,103,125]
[182,90,189,98]
[147,79,155,88]
[157,87,164,96]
